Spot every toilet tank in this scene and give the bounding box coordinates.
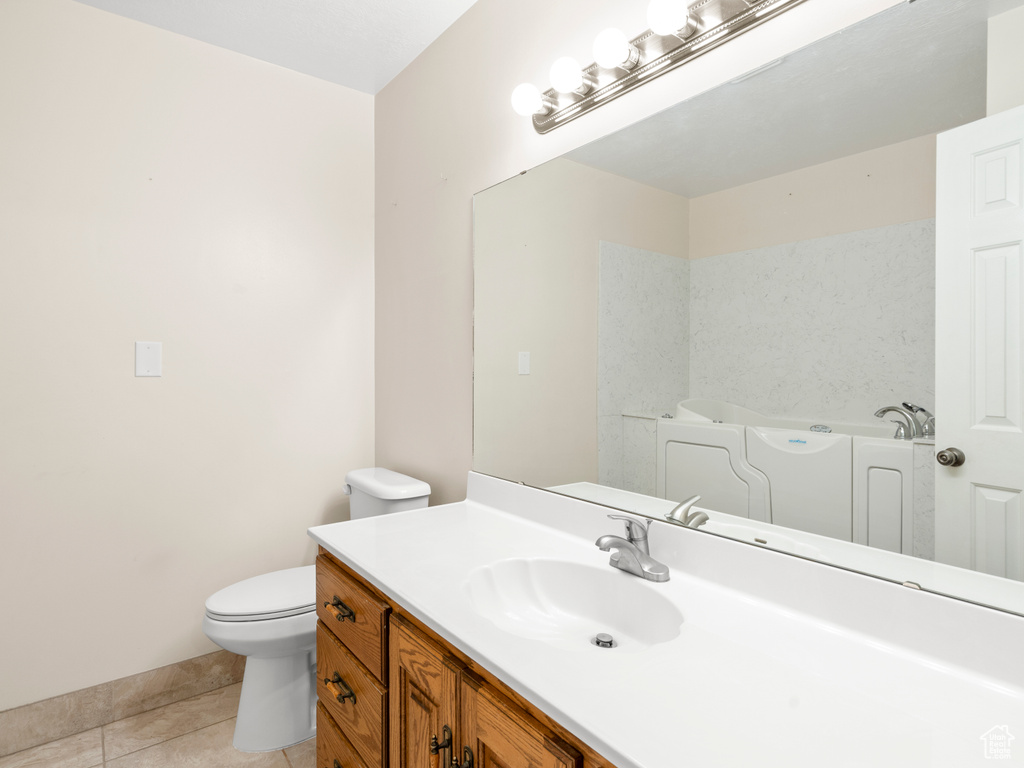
[345,467,431,520]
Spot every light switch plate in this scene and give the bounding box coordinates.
[135,342,162,377]
[518,351,530,375]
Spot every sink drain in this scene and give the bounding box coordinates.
[591,632,616,648]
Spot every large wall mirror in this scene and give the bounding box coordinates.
[474,0,1024,616]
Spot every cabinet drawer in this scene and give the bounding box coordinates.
[317,554,390,681]
[317,623,387,768]
[317,702,370,768]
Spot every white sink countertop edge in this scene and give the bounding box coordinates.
[309,472,1024,768]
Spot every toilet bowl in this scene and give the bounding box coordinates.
[202,467,431,752]
[202,566,317,752]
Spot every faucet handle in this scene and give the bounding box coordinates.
[665,494,702,524]
[902,402,934,419]
[607,513,651,542]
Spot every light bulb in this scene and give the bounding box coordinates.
[549,56,584,94]
[647,0,696,37]
[593,28,639,70]
[511,83,544,116]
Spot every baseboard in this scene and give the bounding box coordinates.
[0,650,245,757]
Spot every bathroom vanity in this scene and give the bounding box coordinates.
[309,472,1024,768]
[314,549,600,768]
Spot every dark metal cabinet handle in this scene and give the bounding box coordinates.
[323,672,356,704]
[430,725,453,768]
[324,595,356,622]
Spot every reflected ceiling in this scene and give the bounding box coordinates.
[565,0,1016,197]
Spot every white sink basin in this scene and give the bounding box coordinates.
[464,557,683,652]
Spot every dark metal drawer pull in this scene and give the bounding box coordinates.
[323,671,356,705]
[324,595,356,622]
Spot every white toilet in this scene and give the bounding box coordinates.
[202,467,430,752]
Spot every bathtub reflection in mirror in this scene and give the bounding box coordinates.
[473,0,1024,616]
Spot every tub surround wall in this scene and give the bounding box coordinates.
[913,441,938,560]
[689,219,936,425]
[598,242,689,489]
[0,0,374,712]
[598,219,935,492]
[619,414,660,497]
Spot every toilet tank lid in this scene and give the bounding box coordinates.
[345,467,431,500]
[205,565,314,619]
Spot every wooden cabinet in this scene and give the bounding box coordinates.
[316,553,391,768]
[317,702,371,768]
[317,624,388,768]
[389,615,462,768]
[316,554,391,681]
[460,674,582,768]
[316,549,613,768]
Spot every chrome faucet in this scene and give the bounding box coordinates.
[874,405,919,440]
[664,494,708,528]
[596,514,669,582]
[901,402,935,439]
[607,513,651,554]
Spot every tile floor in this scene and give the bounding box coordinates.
[0,684,314,768]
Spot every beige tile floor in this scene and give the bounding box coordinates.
[0,684,314,768]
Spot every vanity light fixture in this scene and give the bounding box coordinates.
[592,28,640,71]
[647,0,698,38]
[510,83,556,116]
[549,56,592,95]
[512,0,808,133]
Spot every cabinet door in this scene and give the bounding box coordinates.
[390,615,463,768]
[460,674,582,768]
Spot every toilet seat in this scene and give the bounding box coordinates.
[205,565,315,622]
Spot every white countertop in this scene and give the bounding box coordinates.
[309,473,1024,768]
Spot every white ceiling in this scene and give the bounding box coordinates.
[72,0,479,94]
[566,0,1024,198]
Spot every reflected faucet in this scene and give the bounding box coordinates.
[874,405,919,440]
[901,402,935,439]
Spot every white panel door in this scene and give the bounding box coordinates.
[935,104,1024,580]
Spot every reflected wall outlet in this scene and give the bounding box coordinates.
[135,342,162,377]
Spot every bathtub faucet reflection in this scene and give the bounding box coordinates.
[874,405,919,440]
[901,402,935,439]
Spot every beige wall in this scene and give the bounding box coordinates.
[0,0,374,710]
[988,5,1024,116]
[689,134,937,260]
[375,0,904,504]
[473,158,688,487]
